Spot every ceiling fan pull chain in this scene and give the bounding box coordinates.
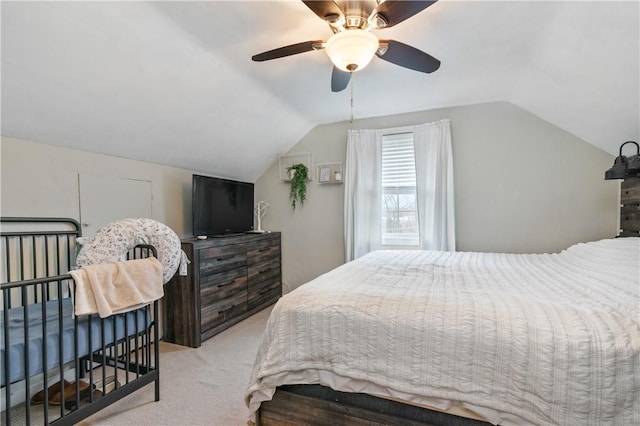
[350,75,354,123]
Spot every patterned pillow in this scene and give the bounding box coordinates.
[76,218,181,284]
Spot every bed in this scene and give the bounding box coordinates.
[1,217,161,425]
[246,237,640,425]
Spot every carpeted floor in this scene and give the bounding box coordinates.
[6,306,272,426]
[77,306,272,426]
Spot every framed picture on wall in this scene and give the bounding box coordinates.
[316,162,344,185]
[319,167,331,182]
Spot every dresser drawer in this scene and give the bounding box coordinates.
[200,290,247,334]
[247,237,280,266]
[199,245,246,275]
[248,278,281,311]
[201,267,247,305]
[248,258,281,311]
[248,258,280,285]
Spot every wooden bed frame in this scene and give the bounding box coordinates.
[257,385,492,426]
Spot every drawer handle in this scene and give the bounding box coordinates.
[219,305,235,315]
[258,248,270,252]
[259,269,271,274]
[218,281,234,288]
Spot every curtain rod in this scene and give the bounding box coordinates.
[350,120,448,136]
[348,126,414,136]
[380,125,415,135]
[383,131,413,137]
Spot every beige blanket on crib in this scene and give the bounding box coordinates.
[70,257,164,318]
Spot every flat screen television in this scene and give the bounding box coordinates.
[192,174,254,236]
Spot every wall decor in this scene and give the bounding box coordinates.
[319,167,331,182]
[316,162,344,185]
[254,200,270,232]
[279,153,312,182]
[287,163,309,210]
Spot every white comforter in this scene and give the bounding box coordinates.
[246,238,640,425]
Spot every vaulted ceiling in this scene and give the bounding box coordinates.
[2,1,638,182]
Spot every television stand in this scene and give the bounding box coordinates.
[163,232,282,348]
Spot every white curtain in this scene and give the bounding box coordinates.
[344,120,455,261]
[414,119,456,251]
[344,129,382,261]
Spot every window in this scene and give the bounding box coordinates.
[381,133,419,246]
[345,120,453,261]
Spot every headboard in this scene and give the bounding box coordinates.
[620,178,640,237]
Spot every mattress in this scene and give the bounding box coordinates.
[1,297,151,386]
[246,238,640,425]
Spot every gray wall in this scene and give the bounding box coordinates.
[255,102,618,292]
[1,101,620,295]
[1,136,205,338]
[1,136,195,237]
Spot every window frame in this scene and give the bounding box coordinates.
[380,132,419,248]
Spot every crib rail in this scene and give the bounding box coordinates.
[1,218,161,425]
[1,217,81,284]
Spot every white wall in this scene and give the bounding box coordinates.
[255,102,619,292]
[1,136,195,237]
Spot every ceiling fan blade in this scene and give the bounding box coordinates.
[377,40,440,73]
[302,1,343,21]
[252,41,324,62]
[331,66,351,92]
[374,1,437,28]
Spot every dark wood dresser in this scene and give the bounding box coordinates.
[163,232,281,348]
[620,178,640,237]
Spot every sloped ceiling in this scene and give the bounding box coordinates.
[2,1,638,182]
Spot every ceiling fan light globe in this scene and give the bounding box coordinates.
[325,30,378,73]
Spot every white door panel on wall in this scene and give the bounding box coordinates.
[78,173,152,238]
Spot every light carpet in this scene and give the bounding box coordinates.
[76,306,272,426]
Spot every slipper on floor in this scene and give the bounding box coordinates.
[50,380,91,406]
[30,380,72,405]
[65,376,120,408]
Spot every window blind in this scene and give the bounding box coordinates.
[382,134,416,187]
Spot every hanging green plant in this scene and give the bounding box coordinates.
[286,163,309,210]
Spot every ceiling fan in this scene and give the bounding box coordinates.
[252,0,441,92]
